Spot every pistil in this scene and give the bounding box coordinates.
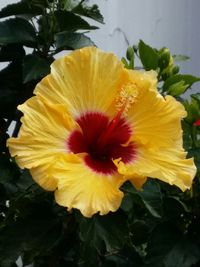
[97,103,126,149]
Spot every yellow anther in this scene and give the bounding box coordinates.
[116,83,138,114]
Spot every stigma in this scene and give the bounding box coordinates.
[96,83,137,148]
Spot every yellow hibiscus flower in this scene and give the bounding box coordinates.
[7,47,196,217]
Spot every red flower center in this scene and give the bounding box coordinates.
[67,112,136,174]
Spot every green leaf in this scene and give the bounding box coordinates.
[164,196,190,219]
[138,40,159,70]
[191,93,200,103]
[146,223,180,265]
[188,148,200,171]
[139,180,163,218]
[130,220,149,246]
[55,31,95,50]
[182,120,193,149]
[163,74,200,91]
[79,211,128,253]
[0,154,19,184]
[121,57,129,68]
[72,3,104,23]
[105,246,143,267]
[26,0,48,8]
[23,55,50,83]
[16,170,34,191]
[0,154,19,198]
[0,18,36,46]
[146,223,200,267]
[54,10,98,32]
[0,218,58,266]
[0,2,43,18]
[167,80,189,96]
[0,61,23,118]
[123,179,163,218]
[184,99,200,124]
[0,44,25,62]
[173,54,190,62]
[164,238,200,267]
[0,131,9,154]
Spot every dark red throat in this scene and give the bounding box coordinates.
[67,112,136,175]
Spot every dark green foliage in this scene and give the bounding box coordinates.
[54,10,98,31]
[0,2,43,18]
[0,18,37,46]
[191,93,200,102]
[0,60,24,118]
[79,211,129,253]
[122,180,163,218]
[55,31,95,50]
[23,55,51,83]
[0,44,25,62]
[146,223,200,267]
[72,2,104,23]
[0,0,200,265]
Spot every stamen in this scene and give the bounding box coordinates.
[116,83,138,115]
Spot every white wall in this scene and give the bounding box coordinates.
[88,0,200,80]
[1,0,18,5]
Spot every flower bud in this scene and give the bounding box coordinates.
[172,65,180,75]
[126,46,134,61]
[161,66,173,80]
[158,48,171,70]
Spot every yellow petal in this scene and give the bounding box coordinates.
[129,176,147,190]
[128,69,158,92]
[52,153,125,217]
[116,146,196,191]
[7,96,76,169]
[35,47,127,117]
[127,70,186,148]
[30,164,57,191]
